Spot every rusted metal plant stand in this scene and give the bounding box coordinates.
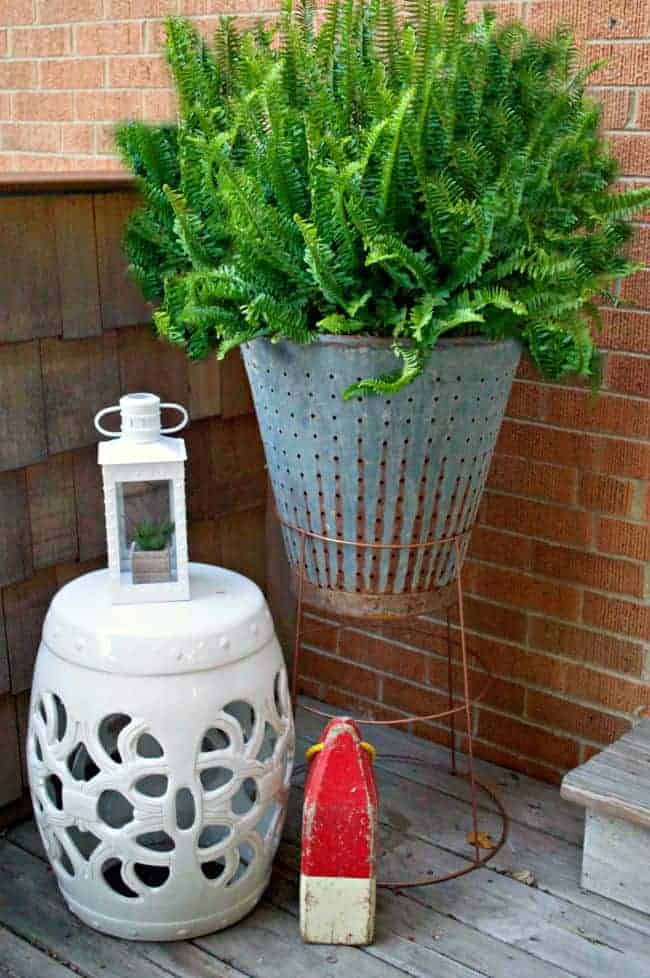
[283,517,509,889]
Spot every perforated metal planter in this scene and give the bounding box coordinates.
[242,336,521,618]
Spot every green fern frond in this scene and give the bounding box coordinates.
[343,343,426,398]
[116,2,649,395]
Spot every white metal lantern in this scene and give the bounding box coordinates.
[95,393,190,605]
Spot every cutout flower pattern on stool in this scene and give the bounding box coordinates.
[27,668,294,903]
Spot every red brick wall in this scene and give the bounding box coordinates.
[0,0,278,172]
[300,2,650,783]
[1,0,648,782]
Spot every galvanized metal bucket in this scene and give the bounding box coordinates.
[242,336,520,618]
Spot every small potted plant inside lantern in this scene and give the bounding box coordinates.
[131,519,176,584]
[95,392,190,604]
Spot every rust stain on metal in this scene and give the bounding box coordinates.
[385,449,408,593]
[296,575,457,619]
[355,434,366,593]
[302,487,322,588]
[315,466,332,587]
[432,472,461,586]
[416,460,446,591]
[405,450,431,590]
[372,438,389,592]
[439,469,473,583]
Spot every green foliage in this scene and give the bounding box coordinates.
[133,520,175,551]
[116,0,650,396]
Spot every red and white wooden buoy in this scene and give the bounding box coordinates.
[300,717,378,945]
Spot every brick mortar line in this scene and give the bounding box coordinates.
[8,11,285,33]
[7,88,169,94]
[304,605,648,665]
[462,590,649,645]
[606,127,650,134]
[595,348,650,359]
[478,508,649,540]
[302,672,621,772]
[298,675,412,719]
[590,85,650,91]
[512,375,650,404]
[501,415,650,445]
[481,486,650,530]
[304,602,649,667]
[586,38,650,46]
[604,169,650,178]
[468,551,648,595]
[0,151,121,159]
[627,88,641,127]
[464,570,650,618]
[302,633,650,708]
[477,701,629,752]
[299,669,592,765]
[14,86,161,92]
[303,612,648,688]
[300,641,643,725]
[0,56,107,62]
[297,672,573,773]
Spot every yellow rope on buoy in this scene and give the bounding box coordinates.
[305,740,376,762]
[360,741,376,762]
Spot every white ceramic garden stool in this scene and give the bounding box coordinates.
[26,562,294,941]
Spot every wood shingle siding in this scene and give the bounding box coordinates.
[41,333,122,453]
[0,195,61,343]
[0,340,47,472]
[0,175,269,824]
[94,191,152,328]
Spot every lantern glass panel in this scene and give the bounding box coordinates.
[116,479,178,585]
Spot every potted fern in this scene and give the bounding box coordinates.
[117,0,650,616]
[131,519,175,584]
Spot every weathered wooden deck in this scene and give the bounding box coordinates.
[2,700,650,978]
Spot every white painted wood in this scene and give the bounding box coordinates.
[561,718,650,914]
[582,809,650,916]
[300,875,375,945]
[562,718,650,829]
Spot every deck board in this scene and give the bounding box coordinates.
[0,926,78,978]
[3,700,650,978]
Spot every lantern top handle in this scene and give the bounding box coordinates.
[94,393,188,444]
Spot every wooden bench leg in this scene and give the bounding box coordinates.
[582,809,650,915]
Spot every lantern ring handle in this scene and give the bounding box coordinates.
[94,405,122,437]
[160,403,189,434]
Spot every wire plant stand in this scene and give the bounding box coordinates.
[281,513,509,889]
